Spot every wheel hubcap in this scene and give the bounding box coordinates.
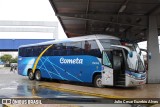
[36,72,40,80]
[29,72,33,78]
[96,78,102,87]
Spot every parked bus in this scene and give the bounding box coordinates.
[18,35,146,87]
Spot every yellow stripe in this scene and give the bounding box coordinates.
[32,44,53,73]
[39,84,126,99]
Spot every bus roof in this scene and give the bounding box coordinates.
[19,34,120,48]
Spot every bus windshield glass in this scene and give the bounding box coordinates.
[121,42,141,54]
[134,43,141,54]
[99,39,121,49]
[137,57,145,72]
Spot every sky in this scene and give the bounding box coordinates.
[0,0,67,39]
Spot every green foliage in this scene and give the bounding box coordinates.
[0,54,12,63]
[10,57,18,63]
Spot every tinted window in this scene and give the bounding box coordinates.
[66,42,74,55]
[24,47,32,57]
[53,43,66,56]
[82,40,101,58]
[43,45,52,56]
[73,42,83,55]
[19,47,26,57]
[66,42,83,55]
[19,45,46,57]
[43,43,67,56]
[19,40,101,58]
[99,39,120,49]
[33,46,44,56]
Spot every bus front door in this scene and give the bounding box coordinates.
[102,50,125,86]
[112,50,125,86]
[102,50,113,86]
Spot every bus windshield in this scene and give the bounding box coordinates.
[121,42,141,54]
[99,39,121,49]
[136,57,145,73]
[124,49,145,73]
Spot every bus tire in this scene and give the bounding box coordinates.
[28,70,34,80]
[35,70,42,81]
[94,75,104,88]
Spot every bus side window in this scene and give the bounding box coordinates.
[59,43,66,56]
[48,45,54,56]
[84,41,91,54]
[53,44,59,56]
[25,48,33,57]
[66,46,71,55]
[19,48,24,57]
[23,48,27,57]
[90,40,101,58]
[94,49,101,58]
[66,43,73,55]
[82,40,101,58]
[39,46,45,55]
[62,43,67,56]
[33,46,40,56]
[73,42,82,55]
[42,45,49,56]
[51,45,54,56]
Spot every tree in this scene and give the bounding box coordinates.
[0,54,12,64]
[10,57,18,63]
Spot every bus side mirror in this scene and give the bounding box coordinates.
[129,51,133,58]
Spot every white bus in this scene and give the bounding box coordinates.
[18,34,146,87]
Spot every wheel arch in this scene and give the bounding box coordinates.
[92,72,101,83]
[35,68,40,72]
[27,68,41,76]
[35,69,41,75]
[27,68,33,76]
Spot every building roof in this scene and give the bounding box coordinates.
[50,0,160,42]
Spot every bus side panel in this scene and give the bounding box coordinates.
[18,57,35,76]
[37,55,102,83]
[37,56,64,80]
[18,56,36,76]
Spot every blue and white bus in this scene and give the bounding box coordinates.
[18,34,146,87]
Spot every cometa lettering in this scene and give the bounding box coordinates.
[60,57,83,64]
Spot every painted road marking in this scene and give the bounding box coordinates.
[39,83,126,99]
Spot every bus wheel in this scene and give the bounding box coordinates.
[35,70,41,81]
[94,75,104,88]
[28,70,34,80]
